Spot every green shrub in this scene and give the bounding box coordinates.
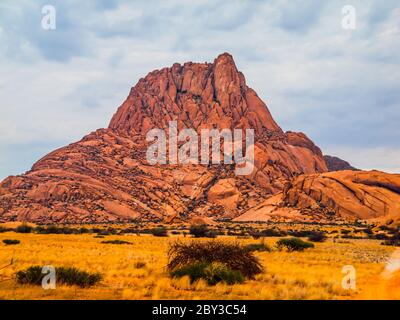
[244,242,271,252]
[204,262,244,285]
[151,227,168,237]
[34,226,78,234]
[276,237,315,252]
[168,240,262,278]
[101,239,132,245]
[171,262,208,283]
[170,262,244,285]
[15,224,33,233]
[56,267,102,287]
[2,239,20,245]
[16,266,102,288]
[16,266,43,285]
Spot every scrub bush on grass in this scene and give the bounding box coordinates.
[276,238,315,252]
[16,266,102,288]
[167,240,262,281]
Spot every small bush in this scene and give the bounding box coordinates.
[101,239,132,245]
[16,266,43,285]
[0,226,11,233]
[16,266,102,288]
[261,228,284,237]
[189,224,209,238]
[15,224,33,233]
[35,226,77,234]
[134,261,146,268]
[307,232,327,242]
[3,239,20,245]
[170,262,244,285]
[276,237,314,252]
[168,240,262,278]
[171,262,208,283]
[244,242,271,252]
[92,228,118,236]
[151,227,168,237]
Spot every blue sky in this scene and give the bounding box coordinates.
[0,0,399,180]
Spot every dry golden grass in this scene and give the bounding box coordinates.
[0,231,394,300]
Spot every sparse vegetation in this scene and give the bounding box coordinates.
[15,224,33,233]
[244,241,271,252]
[0,221,394,299]
[170,261,244,285]
[2,239,20,245]
[307,231,327,242]
[189,224,216,238]
[16,266,102,288]
[276,238,315,252]
[0,226,11,233]
[101,239,132,245]
[151,227,168,237]
[167,240,262,278]
[134,261,146,269]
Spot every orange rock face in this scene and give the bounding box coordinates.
[2,53,394,224]
[281,170,400,223]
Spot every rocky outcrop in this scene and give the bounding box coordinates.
[324,155,358,172]
[282,170,400,223]
[2,53,390,224]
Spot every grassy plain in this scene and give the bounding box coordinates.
[0,226,394,300]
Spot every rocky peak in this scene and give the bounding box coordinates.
[108,52,281,136]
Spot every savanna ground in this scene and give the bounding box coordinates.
[0,221,398,300]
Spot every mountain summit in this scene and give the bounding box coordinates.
[109,52,281,135]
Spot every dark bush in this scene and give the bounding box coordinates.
[56,267,102,287]
[167,240,262,278]
[3,239,20,245]
[15,224,33,233]
[16,266,43,285]
[101,239,132,245]
[189,224,209,238]
[16,266,102,288]
[170,262,244,285]
[120,227,140,234]
[244,242,271,252]
[151,227,168,237]
[34,226,80,234]
[381,239,400,246]
[0,226,11,233]
[362,228,373,235]
[261,228,284,237]
[307,232,327,242]
[96,228,118,236]
[276,238,314,252]
[287,230,314,237]
[134,261,146,268]
[374,233,391,240]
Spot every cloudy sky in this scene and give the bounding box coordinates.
[0,0,399,180]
